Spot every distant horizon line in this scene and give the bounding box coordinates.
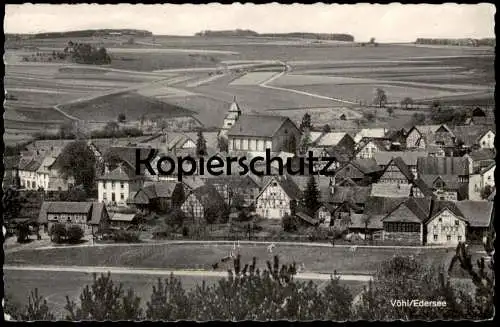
[5,28,496,42]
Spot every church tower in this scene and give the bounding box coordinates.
[219,96,242,138]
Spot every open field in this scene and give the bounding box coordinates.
[5,243,454,275]
[4,269,367,319]
[230,72,280,86]
[59,91,196,122]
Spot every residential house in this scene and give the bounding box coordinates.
[405,124,455,149]
[463,148,496,173]
[356,196,409,239]
[227,114,301,154]
[35,154,75,192]
[127,181,185,213]
[377,157,415,185]
[204,175,261,207]
[385,128,408,150]
[373,150,428,178]
[334,158,382,186]
[328,185,372,213]
[468,163,495,200]
[353,128,388,143]
[461,107,496,128]
[109,212,139,229]
[355,138,390,159]
[381,197,432,245]
[312,132,356,150]
[255,176,302,219]
[453,126,495,150]
[97,164,145,207]
[38,201,108,236]
[455,201,494,242]
[418,175,460,201]
[18,156,43,190]
[425,201,467,245]
[180,184,226,223]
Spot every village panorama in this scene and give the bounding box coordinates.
[2,3,495,322]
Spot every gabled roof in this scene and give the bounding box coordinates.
[455,201,494,228]
[413,124,453,135]
[453,125,494,146]
[428,200,464,221]
[419,174,460,190]
[480,162,495,175]
[205,175,260,190]
[466,148,496,162]
[98,164,138,181]
[329,186,371,204]
[256,176,303,201]
[382,197,432,223]
[191,184,225,207]
[350,158,382,175]
[370,183,413,198]
[18,156,44,172]
[110,213,137,222]
[38,201,105,225]
[314,132,350,147]
[295,211,319,226]
[373,151,428,167]
[103,146,159,175]
[363,196,409,216]
[227,114,297,138]
[417,157,470,176]
[354,128,388,143]
[381,157,415,182]
[412,178,437,197]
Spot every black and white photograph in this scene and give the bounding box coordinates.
[2,3,496,321]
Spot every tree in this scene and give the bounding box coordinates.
[66,225,84,243]
[386,106,394,117]
[105,121,120,134]
[370,37,376,44]
[58,122,76,139]
[65,272,142,320]
[57,141,96,193]
[373,88,388,108]
[322,124,331,133]
[19,289,55,320]
[217,136,229,152]
[196,130,207,156]
[230,193,246,211]
[303,176,320,216]
[166,208,186,227]
[355,255,479,320]
[401,97,414,109]
[411,112,426,125]
[60,186,87,202]
[146,275,191,320]
[363,112,376,123]
[298,129,312,155]
[480,185,494,200]
[2,186,22,220]
[17,223,31,243]
[117,113,126,123]
[299,113,313,132]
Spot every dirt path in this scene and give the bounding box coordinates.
[3,264,373,282]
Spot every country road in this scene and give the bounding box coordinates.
[3,265,373,282]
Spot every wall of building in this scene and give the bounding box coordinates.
[426,209,466,245]
[479,131,495,149]
[98,180,131,206]
[256,181,291,219]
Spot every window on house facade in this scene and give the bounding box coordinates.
[120,193,125,200]
[103,183,107,189]
[458,235,462,241]
[438,217,442,222]
[112,182,116,188]
[120,182,125,189]
[455,220,459,226]
[447,235,451,241]
[434,235,438,241]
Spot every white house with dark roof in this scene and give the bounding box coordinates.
[97,164,145,207]
[255,175,303,219]
[227,114,301,154]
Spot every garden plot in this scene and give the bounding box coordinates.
[229,72,280,86]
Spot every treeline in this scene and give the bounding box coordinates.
[415,38,495,47]
[32,122,143,141]
[195,29,355,41]
[33,29,153,39]
[4,252,493,321]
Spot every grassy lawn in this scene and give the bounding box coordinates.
[6,243,454,275]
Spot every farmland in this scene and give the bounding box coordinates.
[4,36,495,145]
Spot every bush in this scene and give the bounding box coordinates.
[50,223,67,243]
[182,226,190,237]
[282,214,298,232]
[111,230,140,243]
[67,225,84,243]
[17,223,31,243]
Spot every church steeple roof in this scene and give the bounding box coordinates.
[229,96,241,113]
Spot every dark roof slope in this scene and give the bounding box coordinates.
[227,114,294,138]
[417,157,470,176]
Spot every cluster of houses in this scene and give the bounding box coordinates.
[3,99,496,246]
